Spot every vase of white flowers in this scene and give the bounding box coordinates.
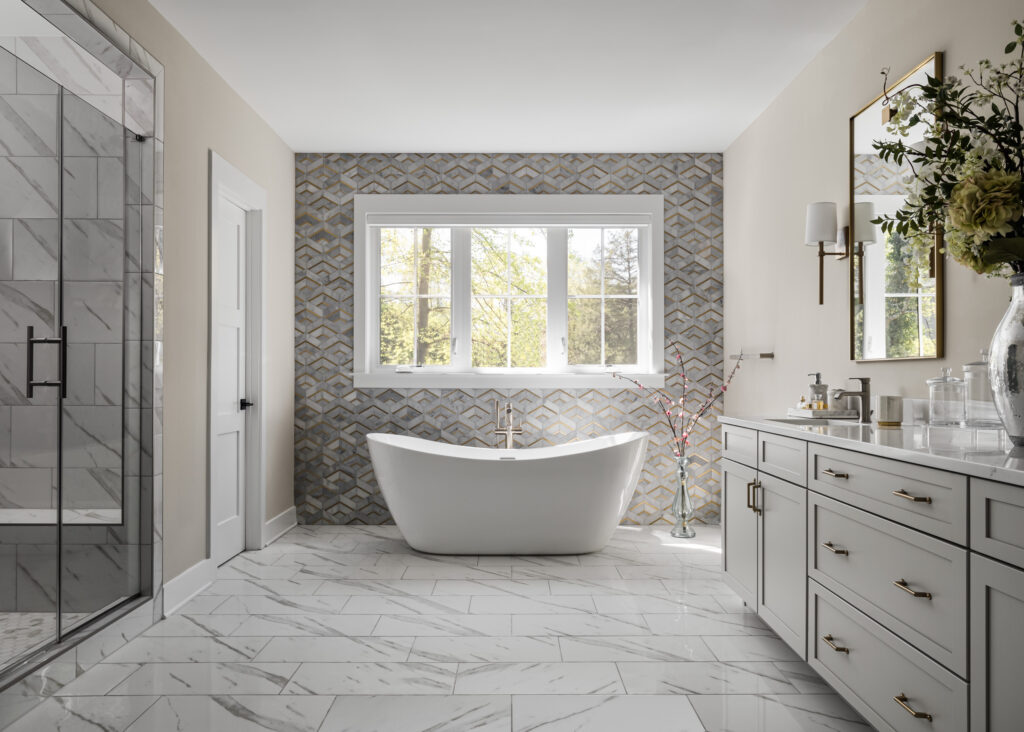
[876,21,1024,442]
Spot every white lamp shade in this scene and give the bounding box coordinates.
[805,202,837,245]
[853,201,877,244]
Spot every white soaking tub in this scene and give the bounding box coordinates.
[366,432,649,555]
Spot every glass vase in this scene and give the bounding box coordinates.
[670,455,697,538]
[990,270,1024,446]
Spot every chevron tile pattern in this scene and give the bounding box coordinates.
[295,153,724,526]
[854,154,911,195]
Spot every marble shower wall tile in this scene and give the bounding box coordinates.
[0,157,58,217]
[11,218,57,280]
[0,93,58,155]
[294,153,725,525]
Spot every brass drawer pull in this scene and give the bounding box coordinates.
[893,579,932,599]
[822,468,849,479]
[892,489,932,504]
[746,480,756,511]
[821,541,849,555]
[893,693,932,721]
[822,634,849,653]
[751,481,762,515]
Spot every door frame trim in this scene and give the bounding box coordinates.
[208,151,268,558]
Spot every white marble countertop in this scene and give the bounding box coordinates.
[719,416,1024,486]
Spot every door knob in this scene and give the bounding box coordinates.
[240,398,254,410]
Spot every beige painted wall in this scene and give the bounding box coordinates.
[91,0,296,580]
[724,0,1019,417]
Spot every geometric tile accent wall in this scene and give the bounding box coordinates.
[854,153,911,195]
[295,153,724,526]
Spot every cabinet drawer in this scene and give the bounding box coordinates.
[758,432,806,485]
[809,493,967,675]
[721,424,757,466]
[809,581,968,732]
[808,444,967,543]
[970,477,1024,567]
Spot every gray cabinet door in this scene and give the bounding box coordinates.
[758,472,807,657]
[971,553,1024,732]
[721,458,757,608]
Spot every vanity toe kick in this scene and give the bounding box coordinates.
[810,581,968,732]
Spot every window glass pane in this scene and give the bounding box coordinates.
[471,228,508,296]
[509,228,547,295]
[604,228,639,295]
[920,295,937,357]
[884,296,920,359]
[415,298,451,366]
[472,296,507,367]
[380,297,414,364]
[416,228,451,297]
[380,228,415,296]
[567,298,601,365]
[511,299,546,367]
[605,298,638,365]
[568,228,601,296]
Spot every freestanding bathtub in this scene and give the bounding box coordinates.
[366,431,649,555]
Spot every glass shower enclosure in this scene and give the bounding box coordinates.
[0,24,148,674]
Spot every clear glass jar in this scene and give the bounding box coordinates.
[964,351,1002,428]
[928,367,965,426]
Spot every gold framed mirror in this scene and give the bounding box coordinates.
[850,53,944,362]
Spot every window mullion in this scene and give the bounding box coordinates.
[451,227,471,370]
[547,227,568,370]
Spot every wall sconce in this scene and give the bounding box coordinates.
[852,201,877,303]
[805,202,846,305]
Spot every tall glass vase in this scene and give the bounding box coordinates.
[670,455,697,538]
[990,270,1024,446]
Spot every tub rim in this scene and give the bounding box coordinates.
[366,431,649,462]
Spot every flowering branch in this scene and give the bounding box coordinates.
[613,344,742,458]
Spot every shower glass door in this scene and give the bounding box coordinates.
[0,42,142,672]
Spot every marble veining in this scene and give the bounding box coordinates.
[0,524,873,731]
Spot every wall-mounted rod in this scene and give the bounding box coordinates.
[728,352,775,360]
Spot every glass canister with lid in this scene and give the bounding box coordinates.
[928,367,966,426]
[964,351,1002,428]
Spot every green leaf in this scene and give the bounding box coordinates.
[1005,42,1018,54]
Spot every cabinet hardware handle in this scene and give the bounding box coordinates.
[822,468,849,479]
[893,693,932,721]
[893,579,932,599]
[746,480,755,511]
[822,634,849,653]
[751,481,762,515]
[821,541,849,555]
[892,489,932,504]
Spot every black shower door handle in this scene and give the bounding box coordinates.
[26,325,67,398]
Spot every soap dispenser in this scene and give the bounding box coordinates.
[808,373,829,410]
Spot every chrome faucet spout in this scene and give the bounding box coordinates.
[494,400,524,448]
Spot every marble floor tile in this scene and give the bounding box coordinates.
[126,695,334,732]
[230,614,380,637]
[401,565,514,581]
[215,564,302,580]
[313,579,437,596]
[408,636,561,663]
[212,595,351,615]
[142,614,246,637]
[617,661,799,695]
[512,694,704,732]
[511,566,628,580]
[254,636,413,663]
[101,636,269,664]
[172,595,229,614]
[689,693,873,732]
[4,695,157,732]
[558,635,715,662]
[283,662,456,695]
[703,635,803,662]
[476,555,581,567]
[320,695,510,732]
[340,594,470,615]
[545,579,669,596]
[468,595,596,614]
[591,592,722,614]
[643,611,773,636]
[293,565,411,581]
[774,660,838,694]
[108,663,298,696]
[200,579,324,596]
[454,662,624,695]
[54,664,141,696]
[511,614,650,637]
[432,579,551,596]
[373,614,512,637]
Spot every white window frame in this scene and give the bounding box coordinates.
[353,194,664,388]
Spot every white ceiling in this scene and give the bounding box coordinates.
[148,0,866,152]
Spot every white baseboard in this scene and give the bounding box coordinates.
[163,557,216,616]
[263,505,297,547]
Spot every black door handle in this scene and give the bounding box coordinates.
[240,398,254,410]
[27,326,66,398]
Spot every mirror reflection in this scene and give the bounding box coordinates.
[851,54,944,361]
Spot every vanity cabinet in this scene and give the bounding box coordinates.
[720,426,807,657]
[720,417,1024,732]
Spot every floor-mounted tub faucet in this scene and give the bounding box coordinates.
[494,400,523,449]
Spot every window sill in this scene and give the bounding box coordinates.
[351,372,666,390]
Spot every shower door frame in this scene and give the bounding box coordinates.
[0,0,164,691]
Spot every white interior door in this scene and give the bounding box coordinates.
[211,195,247,565]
